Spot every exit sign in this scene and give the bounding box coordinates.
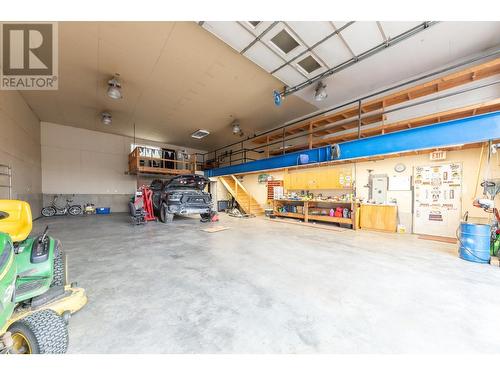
[430,150,447,161]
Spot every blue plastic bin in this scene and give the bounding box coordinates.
[96,207,111,215]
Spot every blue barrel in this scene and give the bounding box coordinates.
[458,222,491,264]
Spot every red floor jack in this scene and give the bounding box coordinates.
[140,186,157,221]
[132,186,157,222]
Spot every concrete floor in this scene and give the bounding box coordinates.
[34,213,500,353]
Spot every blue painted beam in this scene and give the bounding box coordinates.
[206,146,331,177]
[336,111,500,160]
[206,111,500,177]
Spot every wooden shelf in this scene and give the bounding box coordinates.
[274,199,352,204]
[272,199,358,229]
[307,214,352,224]
[273,211,305,219]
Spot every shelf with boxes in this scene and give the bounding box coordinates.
[273,165,358,228]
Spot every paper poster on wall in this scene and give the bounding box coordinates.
[388,175,411,191]
[413,163,462,238]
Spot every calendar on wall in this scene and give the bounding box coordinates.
[413,163,462,238]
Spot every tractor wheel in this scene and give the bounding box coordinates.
[8,309,69,354]
[50,248,66,287]
[160,203,174,224]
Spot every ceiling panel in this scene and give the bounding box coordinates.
[313,34,354,68]
[238,21,274,37]
[332,21,350,30]
[285,21,335,46]
[380,21,423,39]
[272,64,305,87]
[243,41,285,72]
[339,21,384,56]
[202,21,254,52]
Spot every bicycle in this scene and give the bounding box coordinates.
[41,195,82,217]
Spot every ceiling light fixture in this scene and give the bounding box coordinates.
[232,120,241,135]
[314,81,328,101]
[101,111,112,125]
[107,73,123,100]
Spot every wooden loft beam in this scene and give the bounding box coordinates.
[313,113,386,137]
[250,57,500,146]
[268,100,500,156]
[252,120,313,144]
[313,99,500,146]
[364,57,500,109]
[268,143,309,156]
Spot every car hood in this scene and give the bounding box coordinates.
[165,175,209,190]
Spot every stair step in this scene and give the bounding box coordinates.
[220,175,265,214]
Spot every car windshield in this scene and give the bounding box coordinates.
[166,176,207,190]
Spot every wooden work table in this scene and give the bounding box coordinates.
[272,199,358,228]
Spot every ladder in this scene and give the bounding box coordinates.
[0,164,12,199]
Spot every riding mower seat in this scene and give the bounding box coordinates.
[0,200,33,243]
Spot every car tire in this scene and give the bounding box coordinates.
[200,213,211,222]
[8,309,69,354]
[160,203,174,223]
[41,207,56,217]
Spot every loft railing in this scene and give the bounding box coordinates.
[128,147,197,175]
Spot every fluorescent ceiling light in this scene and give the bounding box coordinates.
[191,129,210,139]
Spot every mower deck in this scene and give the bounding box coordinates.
[1,285,87,334]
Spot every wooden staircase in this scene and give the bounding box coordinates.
[219,175,265,215]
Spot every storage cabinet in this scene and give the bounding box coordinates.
[359,204,398,232]
[283,167,352,190]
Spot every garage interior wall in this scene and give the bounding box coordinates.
[0,90,43,214]
[41,122,205,212]
[234,145,500,231]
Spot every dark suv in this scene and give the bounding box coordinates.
[151,174,213,223]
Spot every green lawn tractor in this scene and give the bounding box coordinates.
[0,199,87,354]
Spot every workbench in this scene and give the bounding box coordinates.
[272,199,359,229]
